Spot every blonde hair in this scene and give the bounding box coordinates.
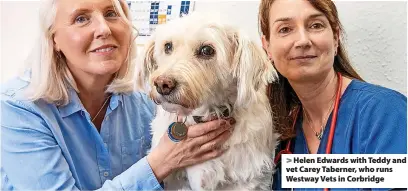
[25,0,138,106]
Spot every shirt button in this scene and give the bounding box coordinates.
[103,172,109,177]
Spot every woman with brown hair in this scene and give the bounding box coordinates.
[259,0,407,190]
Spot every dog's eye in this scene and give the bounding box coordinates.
[164,42,173,54]
[199,45,215,57]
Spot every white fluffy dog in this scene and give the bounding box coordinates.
[136,12,279,190]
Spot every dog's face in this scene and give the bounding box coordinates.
[137,13,277,115]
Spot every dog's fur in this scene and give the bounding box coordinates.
[136,12,279,190]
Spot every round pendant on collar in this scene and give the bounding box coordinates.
[167,122,188,142]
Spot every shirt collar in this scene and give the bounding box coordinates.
[58,87,124,118]
[58,87,83,118]
[109,92,123,111]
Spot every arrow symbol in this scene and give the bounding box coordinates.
[286,158,292,163]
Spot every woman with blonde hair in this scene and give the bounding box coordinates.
[1,0,233,190]
[258,0,407,190]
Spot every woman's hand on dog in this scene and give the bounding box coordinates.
[147,118,236,183]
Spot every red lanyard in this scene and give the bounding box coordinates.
[273,72,343,191]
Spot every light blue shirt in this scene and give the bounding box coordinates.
[1,76,163,190]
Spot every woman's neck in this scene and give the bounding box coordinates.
[74,73,114,117]
[290,70,338,121]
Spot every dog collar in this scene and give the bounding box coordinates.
[192,104,232,123]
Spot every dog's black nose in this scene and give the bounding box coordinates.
[154,76,177,95]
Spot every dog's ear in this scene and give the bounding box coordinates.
[231,31,278,107]
[136,38,156,91]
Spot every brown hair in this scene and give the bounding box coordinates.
[259,0,364,140]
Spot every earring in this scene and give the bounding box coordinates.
[268,56,275,65]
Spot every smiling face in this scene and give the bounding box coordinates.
[53,0,131,80]
[262,0,339,83]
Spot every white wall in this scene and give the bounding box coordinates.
[1,1,41,83]
[336,1,407,95]
[1,1,406,95]
[194,1,261,43]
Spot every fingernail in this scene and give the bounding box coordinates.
[227,118,236,125]
[224,123,232,130]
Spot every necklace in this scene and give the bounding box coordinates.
[91,94,112,122]
[303,96,335,140]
